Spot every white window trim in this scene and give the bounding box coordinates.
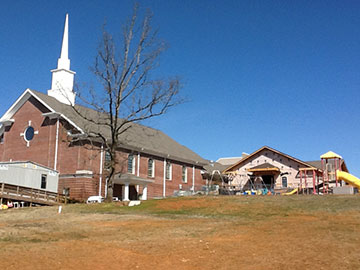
[182,166,187,183]
[148,158,155,178]
[128,154,136,174]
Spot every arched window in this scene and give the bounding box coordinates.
[128,154,135,174]
[282,176,287,188]
[148,158,155,177]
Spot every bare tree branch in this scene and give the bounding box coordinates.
[72,3,183,201]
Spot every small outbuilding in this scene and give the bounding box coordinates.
[0,161,59,193]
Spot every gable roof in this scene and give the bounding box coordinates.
[247,163,280,173]
[1,89,207,166]
[223,146,319,173]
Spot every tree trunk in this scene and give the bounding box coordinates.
[106,179,114,202]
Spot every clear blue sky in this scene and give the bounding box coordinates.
[1,1,360,175]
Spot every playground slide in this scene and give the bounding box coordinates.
[336,170,360,189]
[283,188,298,196]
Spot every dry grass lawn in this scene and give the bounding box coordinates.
[1,195,360,269]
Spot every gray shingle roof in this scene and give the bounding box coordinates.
[304,161,322,170]
[203,161,228,174]
[31,90,207,166]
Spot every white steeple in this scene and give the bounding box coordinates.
[48,13,76,106]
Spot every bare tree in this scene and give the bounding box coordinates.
[74,3,181,200]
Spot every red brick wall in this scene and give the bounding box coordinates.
[0,98,57,167]
[134,154,205,198]
[0,96,206,201]
[58,176,99,202]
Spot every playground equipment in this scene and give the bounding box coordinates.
[241,176,272,196]
[287,151,358,195]
[336,170,360,189]
[283,187,298,196]
[320,151,343,194]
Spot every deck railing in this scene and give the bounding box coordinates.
[0,182,67,205]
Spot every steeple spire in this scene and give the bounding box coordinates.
[48,13,76,106]
[58,13,70,70]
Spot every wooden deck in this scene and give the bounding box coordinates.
[0,183,67,206]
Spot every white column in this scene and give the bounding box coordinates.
[163,158,166,197]
[123,182,130,201]
[98,144,104,196]
[105,177,108,198]
[142,185,148,200]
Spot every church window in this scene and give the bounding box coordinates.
[166,161,172,180]
[104,151,111,169]
[282,176,287,188]
[63,187,70,196]
[25,126,35,142]
[182,166,187,183]
[41,174,47,189]
[128,154,135,174]
[105,151,111,162]
[148,158,155,177]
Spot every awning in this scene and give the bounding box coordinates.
[113,173,154,186]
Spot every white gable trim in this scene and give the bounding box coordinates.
[0,89,84,134]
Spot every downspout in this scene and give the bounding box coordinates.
[54,118,60,170]
[137,153,140,176]
[163,158,166,197]
[98,144,104,196]
[192,165,195,193]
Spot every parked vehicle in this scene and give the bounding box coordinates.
[86,196,104,204]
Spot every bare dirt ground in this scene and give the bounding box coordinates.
[1,195,360,269]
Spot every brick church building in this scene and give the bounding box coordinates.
[0,15,207,202]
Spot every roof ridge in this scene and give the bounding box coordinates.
[28,90,207,165]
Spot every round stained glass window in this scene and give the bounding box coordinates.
[25,126,35,141]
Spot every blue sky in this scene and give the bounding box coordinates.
[1,1,360,175]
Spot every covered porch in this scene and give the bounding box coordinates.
[247,163,280,190]
[113,174,154,201]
